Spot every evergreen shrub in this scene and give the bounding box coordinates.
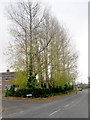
[6,84,74,97]
[5,86,15,97]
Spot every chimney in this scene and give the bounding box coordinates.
[7,69,10,72]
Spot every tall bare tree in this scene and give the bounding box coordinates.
[6,1,78,89]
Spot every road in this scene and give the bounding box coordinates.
[2,89,88,118]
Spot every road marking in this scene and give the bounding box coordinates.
[72,101,74,103]
[8,112,17,116]
[64,104,70,108]
[49,109,61,116]
[19,111,24,113]
[8,111,24,116]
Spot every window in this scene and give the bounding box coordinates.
[5,85,11,90]
[5,76,11,81]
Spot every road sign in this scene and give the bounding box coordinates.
[26,94,32,97]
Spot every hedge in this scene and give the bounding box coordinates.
[5,85,74,98]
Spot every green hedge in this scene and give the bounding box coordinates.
[14,85,73,98]
[5,84,74,98]
[5,86,15,97]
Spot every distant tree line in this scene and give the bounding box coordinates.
[6,1,78,92]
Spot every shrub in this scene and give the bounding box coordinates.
[14,85,74,98]
[5,86,15,97]
[5,89,11,97]
[10,86,15,96]
[14,88,32,97]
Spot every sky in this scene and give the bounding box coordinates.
[0,0,88,83]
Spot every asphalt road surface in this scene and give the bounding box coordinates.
[2,89,88,118]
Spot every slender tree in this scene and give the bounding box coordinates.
[6,1,78,89]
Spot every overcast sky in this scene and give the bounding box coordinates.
[0,0,88,83]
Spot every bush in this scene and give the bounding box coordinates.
[14,88,32,97]
[10,86,15,96]
[5,89,11,97]
[13,85,74,98]
[5,86,15,97]
[14,87,59,97]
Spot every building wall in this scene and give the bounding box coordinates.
[2,72,15,93]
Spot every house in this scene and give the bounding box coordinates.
[1,69,15,93]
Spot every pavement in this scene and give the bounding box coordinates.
[2,89,89,118]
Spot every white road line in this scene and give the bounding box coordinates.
[64,104,70,108]
[72,101,74,104]
[8,112,17,116]
[8,111,24,116]
[19,111,24,113]
[49,109,61,116]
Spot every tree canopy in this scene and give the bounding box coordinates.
[6,1,78,89]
